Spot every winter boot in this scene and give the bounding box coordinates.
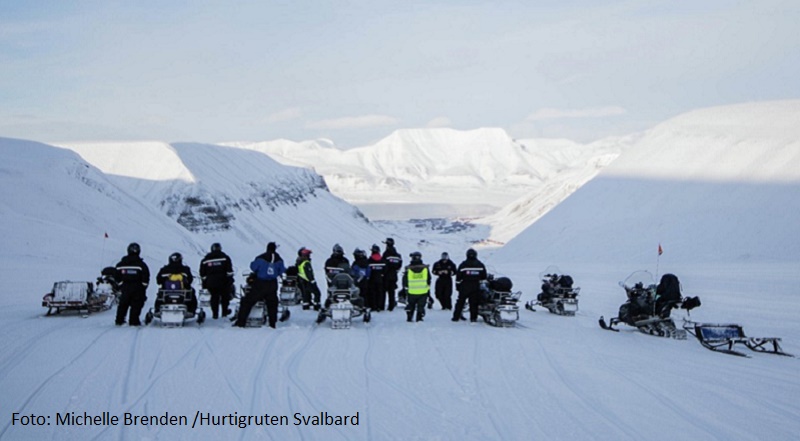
[407,311,413,322]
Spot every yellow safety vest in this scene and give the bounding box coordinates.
[298,260,311,281]
[407,267,429,295]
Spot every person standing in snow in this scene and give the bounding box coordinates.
[235,242,285,328]
[296,247,322,310]
[452,248,487,323]
[114,242,150,326]
[324,243,351,287]
[432,252,457,310]
[350,248,371,309]
[366,244,386,311]
[382,237,403,311]
[199,243,234,319]
[402,251,431,322]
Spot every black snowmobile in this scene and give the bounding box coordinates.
[599,271,700,339]
[316,273,371,329]
[472,274,522,327]
[525,266,580,316]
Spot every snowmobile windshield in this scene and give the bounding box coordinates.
[539,265,562,279]
[622,270,656,290]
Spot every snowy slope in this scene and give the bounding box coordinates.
[56,141,387,263]
[2,102,800,441]
[495,100,800,264]
[477,136,629,244]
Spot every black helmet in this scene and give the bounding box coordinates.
[169,252,182,264]
[466,248,477,259]
[127,242,140,256]
[410,251,422,260]
[210,243,221,252]
[354,248,366,259]
[441,252,449,260]
[332,243,344,256]
[384,237,395,246]
[371,244,380,253]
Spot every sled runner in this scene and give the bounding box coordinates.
[683,321,793,358]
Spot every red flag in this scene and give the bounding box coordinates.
[658,243,663,256]
[104,232,109,239]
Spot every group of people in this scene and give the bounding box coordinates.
[114,242,235,326]
[112,237,490,328]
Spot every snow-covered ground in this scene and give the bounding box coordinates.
[2,101,800,440]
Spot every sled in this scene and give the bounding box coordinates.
[683,321,793,357]
[42,281,116,316]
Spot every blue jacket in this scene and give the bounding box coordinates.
[250,252,286,281]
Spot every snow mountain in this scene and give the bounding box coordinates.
[225,128,627,221]
[55,140,385,264]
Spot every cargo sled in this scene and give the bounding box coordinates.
[683,321,793,358]
[42,267,120,316]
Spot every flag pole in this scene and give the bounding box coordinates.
[656,243,663,279]
[101,232,108,268]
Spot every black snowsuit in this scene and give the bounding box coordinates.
[382,246,402,310]
[432,258,457,310]
[453,257,487,322]
[324,255,351,287]
[200,250,234,319]
[367,253,386,311]
[114,254,150,326]
[155,261,196,314]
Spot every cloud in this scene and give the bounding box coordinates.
[525,106,626,121]
[425,117,452,128]
[264,107,303,124]
[306,115,400,130]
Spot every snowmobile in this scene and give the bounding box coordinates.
[144,279,205,327]
[472,275,522,327]
[682,320,793,358]
[599,271,700,339]
[316,273,371,329]
[525,266,580,316]
[277,267,302,322]
[229,272,268,327]
[42,267,120,316]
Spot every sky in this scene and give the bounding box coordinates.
[1,0,799,148]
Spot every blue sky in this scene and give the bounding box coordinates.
[1,0,798,147]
